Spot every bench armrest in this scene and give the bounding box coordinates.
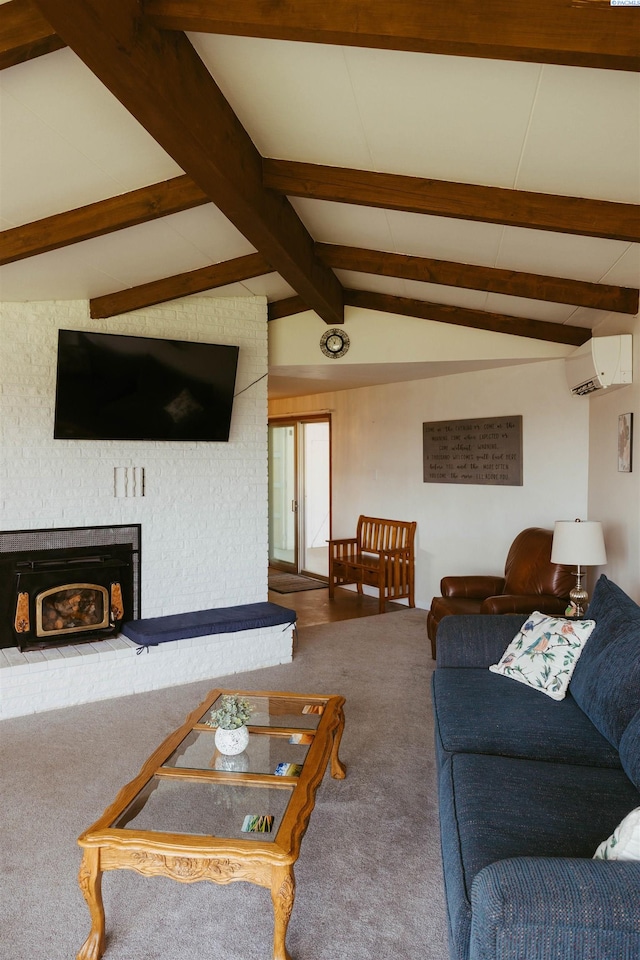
[441,575,505,599]
[329,537,358,560]
[470,857,640,960]
[435,614,526,668]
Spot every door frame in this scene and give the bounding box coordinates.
[268,414,332,577]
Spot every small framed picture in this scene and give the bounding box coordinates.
[618,413,633,473]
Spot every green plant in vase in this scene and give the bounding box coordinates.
[206,695,253,755]
[207,694,253,729]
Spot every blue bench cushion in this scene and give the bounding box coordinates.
[570,576,640,749]
[439,752,640,960]
[432,669,621,769]
[122,601,296,647]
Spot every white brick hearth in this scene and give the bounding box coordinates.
[0,623,294,720]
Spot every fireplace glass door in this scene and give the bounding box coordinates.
[36,583,110,637]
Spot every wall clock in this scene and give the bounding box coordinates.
[320,328,350,359]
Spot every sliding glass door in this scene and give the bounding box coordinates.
[268,418,330,578]
[268,422,296,570]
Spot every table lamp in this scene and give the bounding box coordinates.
[551,519,607,616]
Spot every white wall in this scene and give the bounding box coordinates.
[270,358,590,608]
[0,297,270,616]
[588,313,640,600]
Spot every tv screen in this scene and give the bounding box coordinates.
[54,330,239,441]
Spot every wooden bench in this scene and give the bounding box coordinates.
[328,516,417,614]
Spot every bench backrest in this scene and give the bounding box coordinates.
[356,516,416,554]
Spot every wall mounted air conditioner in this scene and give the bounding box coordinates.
[565,335,633,396]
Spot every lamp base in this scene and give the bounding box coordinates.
[568,566,589,618]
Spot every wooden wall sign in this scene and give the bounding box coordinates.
[423,415,523,486]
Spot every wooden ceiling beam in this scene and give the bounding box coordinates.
[90,252,272,318]
[0,176,209,265]
[266,289,592,345]
[5,167,635,316]
[268,296,309,322]
[144,0,639,72]
[0,0,64,70]
[33,0,344,325]
[265,160,640,244]
[343,290,591,346]
[5,0,636,72]
[8,169,636,280]
[6,166,637,266]
[317,244,639,315]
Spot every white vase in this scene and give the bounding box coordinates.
[215,724,250,756]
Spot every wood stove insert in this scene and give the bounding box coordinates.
[0,525,140,651]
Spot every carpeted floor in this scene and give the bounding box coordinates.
[0,609,448,960]
[268,572,327,593]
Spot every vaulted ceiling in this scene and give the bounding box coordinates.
[1,1,639,393]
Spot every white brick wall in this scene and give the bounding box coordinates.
[0,296,291,717]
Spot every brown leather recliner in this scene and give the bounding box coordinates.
[426,527,575,659]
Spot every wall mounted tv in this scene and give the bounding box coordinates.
[54,330,239,441]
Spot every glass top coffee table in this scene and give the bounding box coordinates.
[76,688,346,960]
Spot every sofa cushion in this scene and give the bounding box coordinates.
[569,576,640,748]
[432,669,622,769]
[488,611,595,700]
[619,709,640,790]
[573,575,640,668]
[470,858,640,960]
[438,752,640,960]
[435,614,527,669]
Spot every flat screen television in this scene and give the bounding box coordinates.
[54,330,239,441]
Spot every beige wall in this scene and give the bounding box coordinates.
[588,312,640,601]
[270,357,590,608]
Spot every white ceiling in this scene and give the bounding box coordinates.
[1,15,638,396]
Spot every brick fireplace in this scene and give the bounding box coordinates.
[0,525,140,651]
[0,296,290,720]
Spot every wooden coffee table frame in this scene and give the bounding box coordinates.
[76,688,346,960]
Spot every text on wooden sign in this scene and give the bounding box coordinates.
[423,416,523,485]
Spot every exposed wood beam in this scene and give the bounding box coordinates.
[145,0,639,72]
[0,0,64,70]
[4,168,636,314]
[268,296,309,322]
[7,166,640,266]
[5,0,636,73]
[0,176,209,265]
[89,252,272,318]
[33,0,343,325]
[267,288,592,346]
[344,290,591,346]
[265,161,640,244]
[317,244,639,315]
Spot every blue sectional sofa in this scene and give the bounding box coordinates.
[432,575,640,960]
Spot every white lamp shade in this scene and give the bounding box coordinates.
[551,520,607,566]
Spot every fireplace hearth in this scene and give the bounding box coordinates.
[0,525,140,651]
